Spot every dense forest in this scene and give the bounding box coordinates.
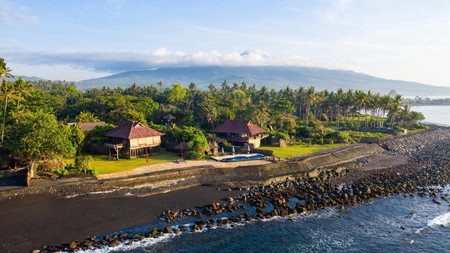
[0,58,426,174]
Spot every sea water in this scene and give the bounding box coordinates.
[84,188,449,253]
[410,105,450,127]
[138,194,449,253]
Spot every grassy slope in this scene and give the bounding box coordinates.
[67,150,180,174]
[258,144,348,158]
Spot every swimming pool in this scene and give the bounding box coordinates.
[212,153,265,162]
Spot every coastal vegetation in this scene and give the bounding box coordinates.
[404,96,450,105]
[0,58,427,178]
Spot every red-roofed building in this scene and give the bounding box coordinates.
[211,119,267,148]
[106,122,164,159]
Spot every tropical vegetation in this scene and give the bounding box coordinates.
[0,58,427,179]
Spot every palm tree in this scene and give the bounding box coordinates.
[398,104,410,128]
[0,58,13,86]
[354,90,368,131]
[1,80,18,142]
[294,86,305,119]
[335,88,345,127]
[304,86,317,124]
[388,95,403,128]
[12,77,34,110]
[343,89,355,126]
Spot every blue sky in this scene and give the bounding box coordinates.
[1,0,450,87]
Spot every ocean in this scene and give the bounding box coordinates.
[84,190,450,253]
[410,105,450,127]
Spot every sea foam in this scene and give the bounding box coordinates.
[427,212,450,227]
[415,211,450,234]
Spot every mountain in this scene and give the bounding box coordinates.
[75,66,450,96]
[6,75,46,82]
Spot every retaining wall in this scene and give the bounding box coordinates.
[100,143,383,193]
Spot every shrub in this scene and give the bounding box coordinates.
[87,168,99,176]
[274,132,290,141]
[75,155,93,174]
[50,169,69,177]
[39,159,66,172]
[325,131,352,144]
[185,150,205,160]
[65,163,77,171]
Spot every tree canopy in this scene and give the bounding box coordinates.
[4,111,77,171]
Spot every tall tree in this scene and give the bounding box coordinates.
[0,58,13,85]
[12,77,34,109]
[354,90,368,131]
[76,111,100,123]
[0,80,18,142]
[388,95,403,128]
[4,111,76,184]
[304,86,317,124]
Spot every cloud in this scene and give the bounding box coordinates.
[1,48,316,73]
[0,0,39,26]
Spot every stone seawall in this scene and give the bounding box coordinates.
[98,143,384,196]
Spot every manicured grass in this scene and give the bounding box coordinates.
[258,143,348,159]
[66,149,180,174]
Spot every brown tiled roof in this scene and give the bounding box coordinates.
[79,121,106,132]
[106,122,164,139]
[211,120,265,135]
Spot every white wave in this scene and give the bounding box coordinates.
[415,212,450,234]
[74,233,174,253]
[65,190,117,199]
[65,194,81,199]
[88,190,116,195]
[427,212,450,227]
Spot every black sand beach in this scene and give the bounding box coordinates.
[0,186,241,253]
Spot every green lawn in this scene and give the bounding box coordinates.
[67,150,180,174]
[258,143,348,158]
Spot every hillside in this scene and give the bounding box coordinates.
[48,66,450,96]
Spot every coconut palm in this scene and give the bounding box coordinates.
[354,90,368,131]
[388,95,403,128]
[12,77,34,110]
[0,58,13,86]
[1,80,19,142]
[304,86,317,124]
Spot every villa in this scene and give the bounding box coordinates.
[211,119,267,148]
[105,122,164,159]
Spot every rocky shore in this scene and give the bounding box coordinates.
[28,129,449,253]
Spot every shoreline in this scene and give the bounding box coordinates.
[0,185,244,253]
[0,128,448,252]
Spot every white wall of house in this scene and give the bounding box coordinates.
[130,136,161,148]
[249,138,261,148]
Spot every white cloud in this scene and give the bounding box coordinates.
[1,48,321,80]
[152,47,170,57]
[0,0,39,26]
